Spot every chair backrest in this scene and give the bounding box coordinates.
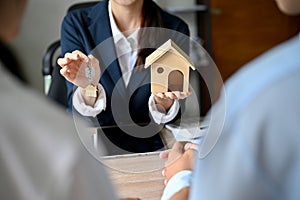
[42,1,99,108]
[67,1,99,12]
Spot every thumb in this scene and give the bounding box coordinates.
[172,142,186,153]
[165,142,186,166]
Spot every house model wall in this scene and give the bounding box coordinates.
[145,39,195,93]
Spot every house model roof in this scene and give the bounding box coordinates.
[144,39,195,70]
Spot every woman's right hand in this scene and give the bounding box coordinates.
[57,50,101,89]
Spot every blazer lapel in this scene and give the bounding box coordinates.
[87,0,127,99]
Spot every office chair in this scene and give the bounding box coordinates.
[42,1,99,108]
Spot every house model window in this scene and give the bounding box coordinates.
[144,39,195,93]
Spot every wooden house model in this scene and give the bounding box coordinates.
[145,39,195,93]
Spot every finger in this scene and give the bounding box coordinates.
[184,143,198,151]
[164,178,168,186]
[57,57,72,67]
[65,52,89,65]
[57,58,64,67]
[60,66,76,81]
[177,92,187,99]
[172,142,186,153]
[164,91,182,99]
[59,64,76,75]
[159,149,172,159]
[60,67,68,77]
[64,52,80,60]
[162,168,166,176]
[165,92,176,99]
[172,91,180,98]
[165,142,186,163]
[60,67,74,81]
[180,90,192,98]
[72,50,89,62]
[154,92,165,99]
[170,91,192,99]
[60,53,82,73]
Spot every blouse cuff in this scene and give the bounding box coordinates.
[161,170,193,200]
[73,84,106,117]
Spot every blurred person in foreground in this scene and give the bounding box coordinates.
[0,0,138,199]
[160,0,300,199]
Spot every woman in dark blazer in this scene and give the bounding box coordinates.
[58,0,191,153]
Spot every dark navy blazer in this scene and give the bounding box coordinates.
[60,0,190,127]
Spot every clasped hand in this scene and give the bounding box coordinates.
[160,142,197,185]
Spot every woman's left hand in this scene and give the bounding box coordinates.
[153,89,192,112]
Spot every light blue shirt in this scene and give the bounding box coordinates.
[163,34,300,200]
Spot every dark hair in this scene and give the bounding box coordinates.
[0,40,27,83]
[136,0,163,67]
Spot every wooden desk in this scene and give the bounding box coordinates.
[103,152,165,199]
[84,127,176,199]
[101,128,175,199]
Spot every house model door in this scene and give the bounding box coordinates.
[168,70,183,92]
